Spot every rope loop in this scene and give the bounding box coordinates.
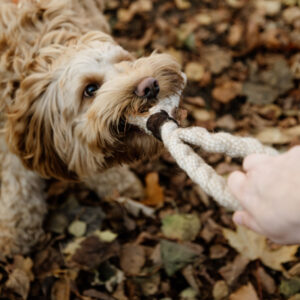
[160,121,278,211]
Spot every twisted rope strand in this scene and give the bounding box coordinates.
[161,121,278,211]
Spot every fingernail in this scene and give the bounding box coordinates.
[233,213,243,225]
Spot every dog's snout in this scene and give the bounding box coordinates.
[135,77,160,99]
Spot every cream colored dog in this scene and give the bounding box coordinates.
[0,0,185,255]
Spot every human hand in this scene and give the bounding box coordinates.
[228,146,300,244]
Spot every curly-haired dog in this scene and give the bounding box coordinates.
[0,0,185,255]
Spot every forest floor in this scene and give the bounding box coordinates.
[1,0,300,299]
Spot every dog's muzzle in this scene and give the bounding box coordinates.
[128,72,186,138]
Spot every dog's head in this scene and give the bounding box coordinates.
[6,31,185,180]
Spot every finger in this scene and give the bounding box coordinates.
[243,153,272,171]
[233,211,265,236]
[227,171,247,200]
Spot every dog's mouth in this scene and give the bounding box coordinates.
[126,72,186,136]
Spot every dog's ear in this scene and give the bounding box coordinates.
[6,73,78,181]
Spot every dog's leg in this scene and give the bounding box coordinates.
[0,148,47,256]
[85,165,144,200]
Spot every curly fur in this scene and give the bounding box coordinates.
[0,0,184,255]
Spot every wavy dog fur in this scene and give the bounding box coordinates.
[0,0,184,254]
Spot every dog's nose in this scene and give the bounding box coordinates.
[135,77,160,99]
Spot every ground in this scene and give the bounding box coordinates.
[1,0,300,299]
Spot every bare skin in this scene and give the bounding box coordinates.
[228,146,300,244]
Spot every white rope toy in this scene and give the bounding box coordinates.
[159,120,277,210]
[129,86,278,211]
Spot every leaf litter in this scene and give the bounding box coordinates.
[1,0,300,299]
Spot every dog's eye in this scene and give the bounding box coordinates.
[83,83,100,98]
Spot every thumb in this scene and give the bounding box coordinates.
[233,211,264,236]
[227,171,247,200]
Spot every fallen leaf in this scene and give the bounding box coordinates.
[227,22,244,46]
[213,280,229,300]
[283,7,300,25]
[192,109,215,122]
[46,212,69,234]
[175,0,191,10]
[216,114,236,131]
[218,254,250,285]
[289,294,300,300]
[255,125,300,144]
[223,225,298,271]
[162,214,201,241]
[289,263,300,277]
[120,243,146,275]
[179,287,198,299]
[117,0,152,22]
[243,82,279,105]
[209,244,229,259]
[203,46,232,74]
[229,282,259,300]
[243,58,294,104]
[195,13,213,26]
[280,277,300,298]
[6,269,30,300]
[256,0,281,16]
[51,277,70,300]
[142,172,164,207]
[185,62,205,82]
[134,273,160,296]
[182,265,200,293]
[212,81,242,103]
[116,197,155,218]
[255,266,276,294]
[63,231,120,270]
[5,256,34,299]
[160,240,199,276]
[83,289,116,300]
[291,53,300,79]
[93,262,125,293]
[68,220,87,237]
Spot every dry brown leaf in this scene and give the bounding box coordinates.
[5,269,30,300]
[216,114,236,131]
[117,0,152,23]
[218,254,250,286]
[229,282,259,300]
[120,243,146,275]
[223,225,298,271]
[63,232,120,270]
[209,244,229,259]
[255,0,281,16]
[255,125,300,144]
[289,294,300,300]
[203,45,232,74]
[175,0,191,10]
[185,62,205,82]
[283,7,300,24]
[192,109,215,122]
[51,277,70,300]
[213,81,242,103]
[255,266,276,294]
[213,280,229,300]
[5,256,34,299]
[142,172,164,207]
[227,22,243,46]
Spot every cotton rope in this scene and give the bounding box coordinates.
[128,91,278,211]
[159,120,278,211]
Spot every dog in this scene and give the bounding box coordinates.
[0,0,185,255]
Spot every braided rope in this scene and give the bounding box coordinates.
[160,121,278,211]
